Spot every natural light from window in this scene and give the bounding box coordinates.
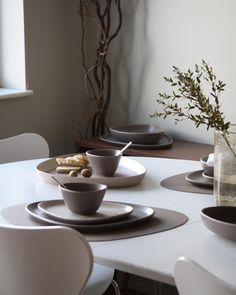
[0,0,33,99]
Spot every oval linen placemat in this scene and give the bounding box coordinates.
[161,172,213,195]
[1,203,188,242]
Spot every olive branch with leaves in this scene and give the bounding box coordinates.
[150,60,235,157]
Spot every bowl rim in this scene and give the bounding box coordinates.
[86,149,121,157]
[60,182,107,193]
[201,206,236,227]
[202,171,214,180]
[109,124,164,135]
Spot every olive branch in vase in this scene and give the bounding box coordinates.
[150,60,236,157]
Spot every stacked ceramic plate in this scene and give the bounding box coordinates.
[25,200,155,232]
[99,124,173,149]
[185,170,213,188]
[185,155,214,188]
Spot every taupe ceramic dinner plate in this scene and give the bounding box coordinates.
[25,201,155,232]
[37,156,146,188]
[201,206,236,241]
[38,200,134,225]
[99,134,173,149]
[185,170,213,188]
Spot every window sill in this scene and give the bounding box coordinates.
[0,88,33,100]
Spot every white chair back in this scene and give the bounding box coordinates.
[0,133,49,163]
[175,257,236,295]
[0,225,93,295]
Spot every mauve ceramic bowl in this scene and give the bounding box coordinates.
[60,182,107,215]
[200,156,214,177]
[201,206,236,241]
[109,124,164,144]
[86,149,121,177]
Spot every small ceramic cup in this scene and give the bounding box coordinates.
[200,155,214,177]
[86,149,122,177]
[60,182,107,215]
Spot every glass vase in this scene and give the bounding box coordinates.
[214,125,236,206]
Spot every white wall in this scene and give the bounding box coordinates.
[109,0,236,144]
[1,0,235,154]
[0,0,86,156]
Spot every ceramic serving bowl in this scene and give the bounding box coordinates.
[60,182,107,215]
[86,149,121,177]
[109,124,164,144]
[200,156,214,177]
[201,206,236,241]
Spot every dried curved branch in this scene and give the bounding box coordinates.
[78,0,122,137]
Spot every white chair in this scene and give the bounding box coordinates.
[0,134,120,294]
[0,224,120,295]
[175,257,236,295]
[0,133,50,163]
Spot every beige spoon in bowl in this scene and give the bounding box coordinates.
[119,141,132,154]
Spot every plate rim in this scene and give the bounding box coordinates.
[25,201,155,231]
[202,170,214,180]
[109,124,164,135]
[185,170,213,187]
[37,200,134,224]
[36,156,146,188]
[109,124,164,144]
[99,134,173,149]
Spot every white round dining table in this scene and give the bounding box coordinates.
[0,156,235,288]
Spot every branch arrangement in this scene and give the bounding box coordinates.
[151,60,230,132]
[78,0,122,137]
[150,60,236,156]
